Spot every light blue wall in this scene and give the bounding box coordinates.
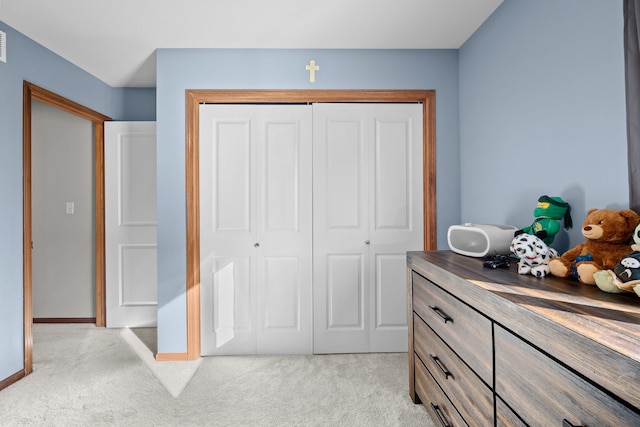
[156,48,461,353]
[0,21,155,381]
[459,0,626,253]
[111,87,157,121]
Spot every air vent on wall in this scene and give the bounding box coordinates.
[0,30,6,63]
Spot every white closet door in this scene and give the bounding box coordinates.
[368,104,423,352]
[200,105,313,355]
[312,105,370,353]
[105,121,158,328]
[313,104,423,353]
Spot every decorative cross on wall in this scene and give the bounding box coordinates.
[306,60,319,83]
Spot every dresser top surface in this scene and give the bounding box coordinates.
[408,250,640,363]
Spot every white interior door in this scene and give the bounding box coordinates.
[313,103,423,353]
[200,105,312,355]
[105,122,158,328]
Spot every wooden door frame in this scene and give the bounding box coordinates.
[174,89,437,361]
[23,81,111,374]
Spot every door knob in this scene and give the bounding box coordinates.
[365,240,370,245]
[254,243,260,247]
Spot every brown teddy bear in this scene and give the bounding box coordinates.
[548,208,640,285]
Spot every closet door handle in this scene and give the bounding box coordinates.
[429,306,452,323]
[430,403,451,427]
[429,354,452,379]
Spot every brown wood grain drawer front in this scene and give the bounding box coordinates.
[495,325,640,427]
[414,313,493,424]
[415,356,467,427]
[496,397,527,427]
[412,271,493,385]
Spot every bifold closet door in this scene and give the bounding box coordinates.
[199,105,313,355]
[313,103,423,353]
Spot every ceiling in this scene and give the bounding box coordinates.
[0,0,503,87]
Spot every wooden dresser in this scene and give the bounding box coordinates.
[407,251,640,427]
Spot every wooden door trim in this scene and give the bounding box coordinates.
[23,81,111,375]
[179,89,437,361]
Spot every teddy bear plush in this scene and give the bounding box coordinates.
[548,208,640,285]
[593,222,640,296]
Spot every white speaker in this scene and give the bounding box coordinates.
[447,223,518,257]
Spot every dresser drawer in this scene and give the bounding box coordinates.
[495,325,640,427]
[412,271,493,385]
[496,396,527,427]
[415,355,466,427]
[414,313,493,424]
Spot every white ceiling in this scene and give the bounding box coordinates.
[0,0,503,87]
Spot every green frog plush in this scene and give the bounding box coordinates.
[519,195,572,245]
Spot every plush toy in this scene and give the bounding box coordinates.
[510,233,558,277]
[632,222,640,252]
[518,195,572,245]
[593,222,640,296]
[548,208,640,285]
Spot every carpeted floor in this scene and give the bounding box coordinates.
[0,324,434,426]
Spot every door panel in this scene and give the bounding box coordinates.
[256,255,307,353]
[119,136,156,225]
[201,256,254,354]
[200,105,312,355]
[213,120,252,232]
[200,111,255,355]
[105,121,157,328]
[313,106,370,353]
[314,253,368,353]
[261,257,299,329]
[263,122,301,232]
[373,253,410,351]
[314,104,423,353]
[369,107,423,352]
[327,254,365,329]
[374,118,412,229]
[256,113,313,354]
[119,245,157,306]
[325,119,364,229]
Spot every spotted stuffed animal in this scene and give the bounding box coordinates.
[510,233,559,278]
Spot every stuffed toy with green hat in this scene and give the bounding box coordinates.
[518,195,572,245]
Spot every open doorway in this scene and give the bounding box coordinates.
[31,100,95,322]
[23,82,111,375]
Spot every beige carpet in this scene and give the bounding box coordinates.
[0,324,434,426]
[121,327,201,398]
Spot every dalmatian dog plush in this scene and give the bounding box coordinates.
[510,233,559,277]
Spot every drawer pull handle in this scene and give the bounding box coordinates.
[429,305,452,323]
[562,420,584,427]
[429,354,452,379]
[430,403,451,427]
